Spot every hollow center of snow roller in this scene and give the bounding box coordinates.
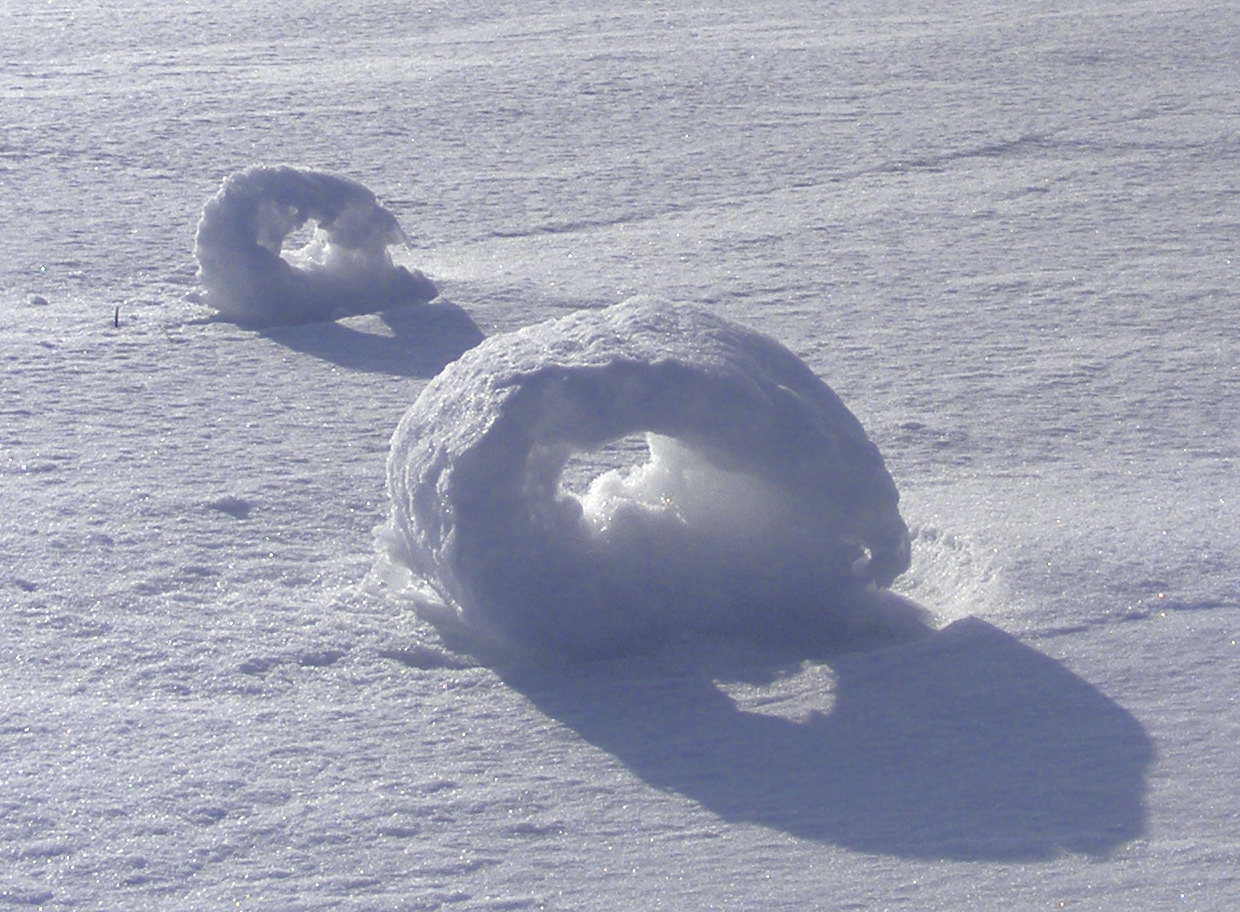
[557,434,650,501]
[263,207,395,279]
[533,430,874,577]
[273,214,318,260]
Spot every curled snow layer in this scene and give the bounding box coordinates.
[383,298,913,656]
[194,165,437,326]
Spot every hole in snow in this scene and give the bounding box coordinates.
[280,218,320,264]
[558,433,651,500]
[555,432,797,547]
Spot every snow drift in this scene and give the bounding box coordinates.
[194,165,438,326]
[381,298,917,656]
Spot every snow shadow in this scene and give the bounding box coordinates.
[260,301,483,378]
[504,617,1153,860]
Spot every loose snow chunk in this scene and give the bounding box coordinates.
[194,165,437,326]
[382,298,914,656]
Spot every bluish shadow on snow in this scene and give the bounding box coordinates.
[503,617,1153,860]
[260,300,483,377]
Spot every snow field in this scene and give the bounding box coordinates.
[3,0,1239,908]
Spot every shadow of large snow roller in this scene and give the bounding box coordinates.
[505,617,1153,861]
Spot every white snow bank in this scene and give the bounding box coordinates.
[381,298,917,657]
[194,165,437,326]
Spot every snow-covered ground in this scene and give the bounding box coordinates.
[3,0,1238,908]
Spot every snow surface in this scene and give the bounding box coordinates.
[3,0,1240,909]
[382,297,920,657]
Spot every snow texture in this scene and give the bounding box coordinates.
[194,165,438,326]
[383,297,918,656]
